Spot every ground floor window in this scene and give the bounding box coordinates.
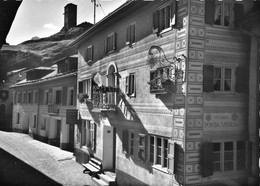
[213,141,246,172]
[81,120,96,151]
[149,135,169,168]
[16,112,20,124]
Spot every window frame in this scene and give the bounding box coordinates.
[105,32,116,54]
[213,65,236,93]
[32,113,37,129]
[126,73,136,97]
[85,45,94,63]
[126,23,136,46]
[16,112,20,125]
[67,87,74,106]
[27,91,32,104]
[213,1,234,27]
[212,141,247,173]
[33,90,38,104]
[44,90,49,105]
[148,135,169,171]
[22,91,26,104]
[83,78,92,100]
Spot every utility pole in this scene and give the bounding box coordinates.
[91,0,96,24]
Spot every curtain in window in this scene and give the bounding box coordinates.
[214,2,221,25]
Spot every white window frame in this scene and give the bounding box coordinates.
[148,135,169,171]
[85,45,93,63]
[67,87,74,106]
[83,79,92,99]
[213,64,236,93]
[213,0,234,27]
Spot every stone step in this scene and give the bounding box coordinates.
[99,173,116,183]
[92,177,109,186]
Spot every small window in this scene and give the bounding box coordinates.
[22,92,26,104]
[28,92,32,104]
[129,131,135,155]
[105,33,116,54]
[85,45,93,63]
[55,90,62,105]
[44,91,49,105]
[125,73,136,97]
[126,24,135,45]
[33,114,37,128]
[78,81,83,94]
[33,91,38,104]
[138,134,146,161]
[16,112,20,124]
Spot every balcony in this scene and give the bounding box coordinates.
[48,104,60,114]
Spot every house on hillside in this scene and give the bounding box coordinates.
[11,55,78,151]
[70,0,257,186]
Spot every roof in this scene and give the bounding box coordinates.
[6,67,27,76]
[52,54,78,64]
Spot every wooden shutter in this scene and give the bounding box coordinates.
[170,0,176,27]
[129,73,136,96]
[126,26,130,45]
[113,33,116,50]
[201,142,213,177]
[167,140,175,174]
[234,3,244,29]
[39,89,44,105]
[78,81,83,93]
[62,86,67,106]
[153,10,160,33]
[104,38,107,54]
[205,0,215,24]
[203,65,214,92]
[235,66,248,93]
[122,130,129,153]
[138,133,146,161]
[125,76,129,95]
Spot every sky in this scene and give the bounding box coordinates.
[6,0,127,45]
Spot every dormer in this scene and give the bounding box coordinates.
[54,55,78,74]
[26,67,54,81]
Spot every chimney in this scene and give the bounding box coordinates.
[64,3,77,30]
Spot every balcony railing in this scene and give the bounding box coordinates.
[48,104,60,114]
[91,91,118,111]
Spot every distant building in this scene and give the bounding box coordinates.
[64,3,77,30]
[10,55,78,151]
[71,0,256,186]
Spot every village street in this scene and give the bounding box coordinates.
[0,131,92,186]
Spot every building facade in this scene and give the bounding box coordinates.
[11,55,78,151]
[71,0,256,186]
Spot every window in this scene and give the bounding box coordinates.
[68,88,74,106]
[33,91,38,104]
[153,3,176,34]
[126,24,135,45]
[205,0,244,28]
[44,91,49,105]
[138,134,146,161]
[55,90,62,105]
[83,79,92,99]
[41,116,47,130]
[16,112,20,124]
[28,92,32,104]
[211,141,246,173]
[33,114,37,128]
[125,73,136,97]
[129,131,135,155]
[105,33,116,54]
[85,45,93,63]
[81,120,96,151]
[214,66,233,92]
[22,92,26,104]
[17,92,21,104]
[78,81,83,94]
[149,135,169,168]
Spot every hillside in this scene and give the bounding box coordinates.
[0,22,92,72]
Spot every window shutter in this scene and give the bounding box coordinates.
[153,10,160,33]
[167,140,175,174]
[205,0,215,24]
[113,33,117,50]
[170,0,176,26]
[126,26,130,45]
[201,142,213,177]
[125,76,129,95]
[132,24,136,43]
[78,81,83,93]
[129,73,136,96]
[203,65,214,92]
[235,66,248,93]
[138,133,146,161]
[122,130,129,153]
[104,38,107,54]
[62,86,67,106]
[39,89,44,105]
[234,3,244,29]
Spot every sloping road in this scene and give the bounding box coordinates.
[0,131,92,186]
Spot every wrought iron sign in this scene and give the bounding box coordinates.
[147,45,186,95]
